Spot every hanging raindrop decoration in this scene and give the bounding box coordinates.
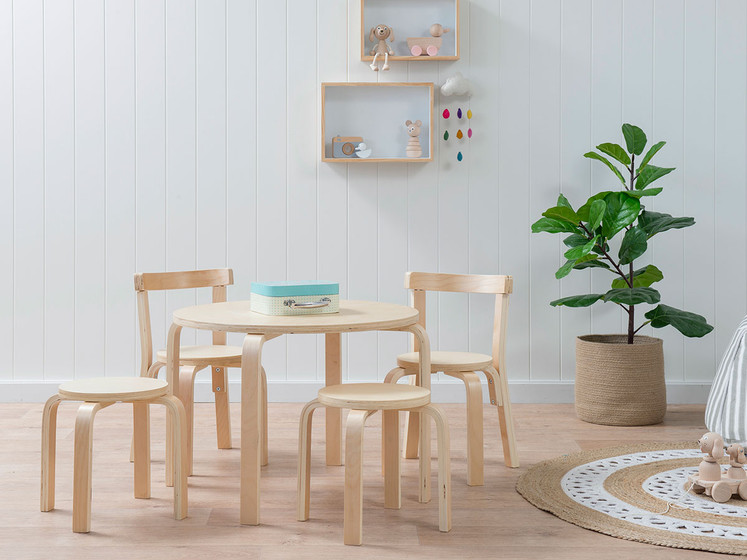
[457,107,463,119]
[456,129,463,139]
[442,108,450,119]
[443,130,449,141]
[457,151,463,162]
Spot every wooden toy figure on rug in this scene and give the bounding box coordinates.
[689,432,747,502]
[369,24,394,71]
[405,120,422,157]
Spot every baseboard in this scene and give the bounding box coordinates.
[0,379,712,405]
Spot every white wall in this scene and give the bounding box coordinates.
[1,0,745,403]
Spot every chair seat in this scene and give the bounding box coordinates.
[397,351,493,372]
[156,345,242,366]
[58,377,169,402]
[318,383,431,411]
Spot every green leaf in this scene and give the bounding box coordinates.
[584,152,626,184]
[597,143,631,166]
[626,187,663,198]
[542,205,581,225]
[638,140,666,172]
[557,193,573,209]
[638,210,695,238]
[622,123,647,155]
[602,192,641,239]
[636,165,675,190]
[563,234,589,248]
[555,260,575,279]
[564,236,598,261]
[574,259,611,270]
[588,200,606,231]
[618,226,648,265]
[611,265,663,289]
[602,287,661,306]
[578,191,612,221]
[532,217,582,234]
[644,304,714,338]
[550,293,605,308]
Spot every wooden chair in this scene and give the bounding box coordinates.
[385,272,519,486]
[41,377,188,533]
[297,383,451,545]
[133,269,268,474]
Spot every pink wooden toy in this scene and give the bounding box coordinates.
[407,23,450,57]
[688,432,747,502]
[405,120,423,158]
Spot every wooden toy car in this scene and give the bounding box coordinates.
[688,473,747,502]
[406,36,443,56]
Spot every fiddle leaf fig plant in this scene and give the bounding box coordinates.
[531,124,714,344]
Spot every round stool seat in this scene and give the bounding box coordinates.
[58,377,169,402]
[397,350,493,372]
[156,344,242,366]
[318,383,431,411]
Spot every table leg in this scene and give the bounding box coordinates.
[325,333,342,466]
[166,323,183,487]
[240,334,266,525]
[407,323,432,503]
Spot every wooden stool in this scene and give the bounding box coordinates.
[297,383,451,546]
[41,377,188,533]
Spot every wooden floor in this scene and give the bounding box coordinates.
[0,401,720,559]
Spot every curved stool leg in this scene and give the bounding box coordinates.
[73,402,105,533]
[130,361,165,463]
[133,401,151,498]
[381,368,408,474]
[445,370,484,486]
[212,365,232,450]
[261,367,268,466]
[419,403,451,533]
[179,365,201,477]
[155,395,188,520]
[297,399,324,521]
[41,394,63,512]
[344,409,375,546]
[402,374,420,459]
[382,409,400,508]
[481,366,519,468]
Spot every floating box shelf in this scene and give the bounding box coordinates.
[361,0,460,62]
[321,82,434,163]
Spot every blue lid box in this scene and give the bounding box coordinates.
[250,281,340,316]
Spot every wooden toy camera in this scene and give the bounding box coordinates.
[333,136,364,158]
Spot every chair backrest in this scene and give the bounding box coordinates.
[134,269,234,376]
[404,272,513,371]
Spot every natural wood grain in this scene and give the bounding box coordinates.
[240,334,265,526]
[134,269,233,292]
[325,333,343,466]
[318,383,431,411]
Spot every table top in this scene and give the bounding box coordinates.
[172,299,419,335]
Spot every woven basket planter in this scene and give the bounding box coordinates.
[575,335,666,426]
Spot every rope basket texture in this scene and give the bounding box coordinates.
[575,335,666,426]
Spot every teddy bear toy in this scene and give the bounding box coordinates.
[405,119,422,158]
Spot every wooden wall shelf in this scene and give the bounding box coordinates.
[321,82,434,163]
[361,0,460,62]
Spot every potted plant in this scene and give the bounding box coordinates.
[531,124,713,426]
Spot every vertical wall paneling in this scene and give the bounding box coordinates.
[683,0,716,381]
[225,0,257,355]
[498,0,531,380]
[135,0,167,355]
[256,0,287,380]
[714,0,747,365]
[652,0,685,381]
[528,0,561,381]
[104,0,137,376]
[0,0,13,379]
[165,0,198,348]
[74,0,106,379]
[44,0,76,380]
[559,0,592,380]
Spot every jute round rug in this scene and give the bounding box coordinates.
[517,442,747,556]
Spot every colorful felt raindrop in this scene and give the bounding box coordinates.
[457,108,463,119]
[442,108,450,119]
[467,109,473,119]
[457,151,463,162]
[456,129,463,139]
[443,130,449,141]
[468,128,472,138]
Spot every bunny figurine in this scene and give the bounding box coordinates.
[698,432,725,482]
[727,443,747,480]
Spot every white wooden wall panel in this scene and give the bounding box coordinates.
[3,0,746,398]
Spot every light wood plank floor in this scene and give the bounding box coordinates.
[0,402,717,559]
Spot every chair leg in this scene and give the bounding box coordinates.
[382,409,401,509]
[381,368,407,474]
[344,410,374,546]
[445,371,484,486]
[419,404,451,533]
[482,366,519,468]
[73,402,104,533]
[155,395,188,520]
[297,399,323,521]
[133,401,151,498]
[261,367,268,466]
[212,365,232,450]
[402,374,420,459]
[178,366,199,478]
[41,394,63,512]
[130,361,165,463]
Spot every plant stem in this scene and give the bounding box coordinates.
[578,223,633,287]
[633,320,651,335]
[628,154,635,191]
[628,263,635,344]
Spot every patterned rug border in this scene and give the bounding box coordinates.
[516,441,747,556]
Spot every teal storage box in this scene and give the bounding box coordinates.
[250,281,340,316]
